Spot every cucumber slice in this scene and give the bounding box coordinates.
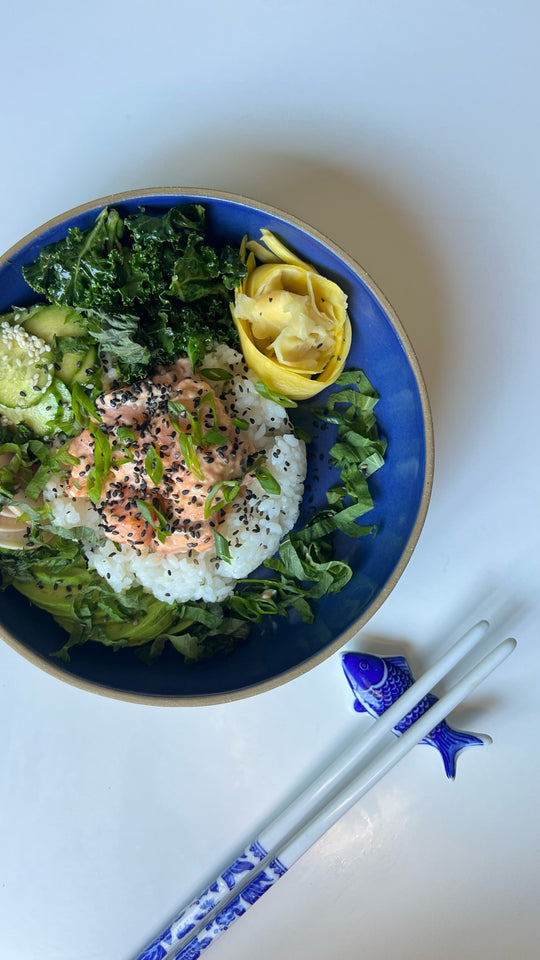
[72,345,98,385]
[0,305,103,391]
[57,345,98,387]
[19,304,85,342]
[0,321,53,409]
[0,379,75,437]
[16,306,101,389]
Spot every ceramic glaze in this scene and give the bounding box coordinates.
[0,190,432,703]
[136,841,286,960]
[342,651,489,778]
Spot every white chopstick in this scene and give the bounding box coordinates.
[263,619,491,847]
[133,629,515,960]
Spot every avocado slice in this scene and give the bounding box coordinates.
[13,568,178,648]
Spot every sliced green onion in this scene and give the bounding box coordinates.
[293,425,312,443]
[234,417,249,431]
[213,529,231,563]
[177,431,204,481]
[199,367,232,381]
[85,467,100,504]
[135,498,168,530]
[203,428,224,445]
[144,446,163,486]
[204,479,242,519]
[169,395,224,451]
[117,426,137,443]
[254,381,298,408]
[197,392,221,446]
[84,427,113,503]
[254,465,281,495]
[169,400,201,443]
[93,427,112,476]
[71,382,102,423]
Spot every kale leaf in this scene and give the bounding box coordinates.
[23,208,127,311]
[22,204,246,382]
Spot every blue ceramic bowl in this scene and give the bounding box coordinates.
[0,189,433,704]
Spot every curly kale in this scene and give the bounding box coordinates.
[23,204,246,381]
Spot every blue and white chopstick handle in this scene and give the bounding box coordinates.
[135,840,287,960]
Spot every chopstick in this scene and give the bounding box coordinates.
[133,627,516,960]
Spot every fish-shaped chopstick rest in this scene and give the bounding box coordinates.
[341,652,491,778]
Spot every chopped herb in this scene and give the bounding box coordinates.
[204,479,242,519]
[293,424,312,443]
[117,426,137,443]
[169,394,222,449]
[199,367,232,381]
[71,382,102,424]
[254,465,281,495]
[254,381,298,408]
[213,529,231,563]
[175,429,204,481]
[144,445,163,486]
[135,499,169,542]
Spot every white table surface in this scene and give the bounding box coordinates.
[1,2,539,958]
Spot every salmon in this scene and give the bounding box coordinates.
[66,361,255,554]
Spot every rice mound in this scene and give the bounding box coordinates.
[44,345,307,604]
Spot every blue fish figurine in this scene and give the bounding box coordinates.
[341,651,490,779]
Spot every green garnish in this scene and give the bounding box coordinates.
[179,431,204,481]
[234,417,249,431]
[199,367,232,381]
[53,441,80,467]
[168,394,222,450]
[167,401,204,479]
[204,479,242,519]
[135,499,169,543]
[71,382,102,424]
[144,446,163,487]
[293,424,311,443]
[197,392,224,445]
[254,381,298,408]
[117,426,137,443]
[212,529,231,563]
[169,399,199,440]
[85,427,112,505]
[254,465,281,495]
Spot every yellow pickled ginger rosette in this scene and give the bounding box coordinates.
[232,230,352,400]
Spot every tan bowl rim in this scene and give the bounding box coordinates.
[0,187,434,706]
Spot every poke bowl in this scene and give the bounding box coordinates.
[0,188,433,705]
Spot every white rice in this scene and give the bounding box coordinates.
[43,345,307,604]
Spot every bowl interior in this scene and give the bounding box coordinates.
[0,191,432,702]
